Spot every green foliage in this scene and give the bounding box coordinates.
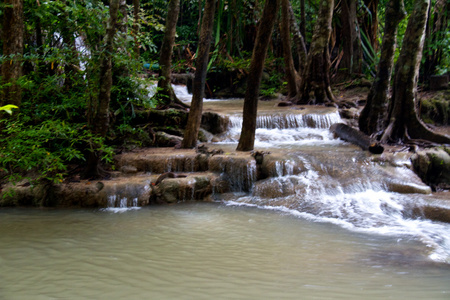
[360,30,378,78]
[0,0,159,186]
[215,53,252,72]
[0,117,113,184]
[260,56,286,96]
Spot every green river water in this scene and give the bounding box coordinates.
[0,203,449,299]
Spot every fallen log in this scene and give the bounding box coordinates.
[330,123,384,154]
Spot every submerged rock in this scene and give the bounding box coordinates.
[412,205,450,223]
[385,179,432,195]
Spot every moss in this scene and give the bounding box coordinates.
[197,130,207,142]
[420,97,450,125]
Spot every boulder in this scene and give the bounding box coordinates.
[252,177,296,198]
[151,173,216,204]
[201,112,229,134]
[411,147,450,190]
[155,131,183,147]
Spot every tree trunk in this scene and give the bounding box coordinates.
[84,0,120,179]
[359,0,406,136]
[339,0,361,79]
[236,0,280,152]
[181,0,216,149]
[363,0,379,53]
[1,0,24,107]
[287,2,307,76]
[330,123,384,154]
[300,0,306,40]
[60,1,82,92]
[423,0,448,83]
[281,0,300,100]
[297,0,335,105]
[155,0,188,109]
[118,0,128,34]
[381,0,450,144]
[133,0,140,58]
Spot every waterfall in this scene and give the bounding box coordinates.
[218,112,344,148]
[211,104,450,264]
[209,155,257,192]
[141,85,450,263]
[227,112,342,130]
[105,195,140,213]
[255,112,342,129]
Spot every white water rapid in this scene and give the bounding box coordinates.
[172,85,450,264]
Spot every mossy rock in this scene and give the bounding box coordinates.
[420,95,450,125]
[133,108,189,127]
[155,131,183,147]
[201,112,229,134]
[411,147,450,190]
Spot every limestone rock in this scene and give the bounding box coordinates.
[155,131,183,147]
[151,173,216,204]
[201,112,229,134]
[411,147,450,190]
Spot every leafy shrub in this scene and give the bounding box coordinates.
[0,117,113,184]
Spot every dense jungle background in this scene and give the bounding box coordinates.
[1,0,449,186]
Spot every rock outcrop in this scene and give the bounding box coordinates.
[411,147,450,190]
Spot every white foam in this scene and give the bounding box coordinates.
[101,207,141,213]
[226,191,450,264]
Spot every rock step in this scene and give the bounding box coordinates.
[0,173,224,208]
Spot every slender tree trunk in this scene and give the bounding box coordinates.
[287,2,307,76]
[60,1,81,92]
[155,0,187,108]
[423,0,448,83]
[1,0,24,107]
[359,0,406,136]
[297,0,335,104]
[118,0,127,34]
[281,0,300,100]
[84,0,120,179]
[363,0,379,53]
[112,0,130,97]
[236,0,280,152]
[133,0,140,58]
[181,0,216,148]
[381,0,450,144]
[300,0,306,40]
[339,0,360,78]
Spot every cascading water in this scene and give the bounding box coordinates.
[199,97,450,264]
[105,195,140,213]
[159,84,450,263]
